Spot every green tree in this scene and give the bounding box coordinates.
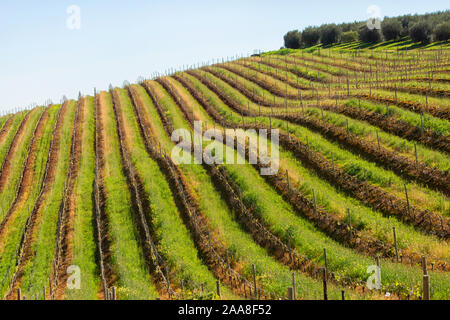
[358,26,382,43]
[410,21,432,43]
[382,19,402,40]
[320,24,341,45]
[341,31,359,43]
[302,27,321,47]
[400,15,414,36]
[284,30,302,49]
[434,21,450,41]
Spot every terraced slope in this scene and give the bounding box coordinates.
[0,47,449,300]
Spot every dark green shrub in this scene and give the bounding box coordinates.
[341,31,359,43]
[320,24,341,45]
[284,30,302,49]
[302,27,321,47]
[358,26,382,43]
[410,21,432,43]
[382,20,402,40]
[434,21,450,41]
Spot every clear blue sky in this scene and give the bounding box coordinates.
[0,0,448,111]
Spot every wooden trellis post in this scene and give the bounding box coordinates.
[347,77,350,97]
[322,268,328,301]
[292,273,296,300]
[252,264,257,299]
[376,256,382,294]
[422,257,428,275]
[181,280,185,299]
[376,131,380,150]
[347,208,351,228]
[423,275,430,300]
[288,287,294,300]
[393,227,399,263]
[286,170,290,190]
[420,113,424,133]
[111,287,116,300]
[216,280,221,298]
[414,144,419,167]
[166,269,171,299]
[404,184,411,216]
[312,189,317,214]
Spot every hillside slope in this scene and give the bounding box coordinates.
[0,46,449,300]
